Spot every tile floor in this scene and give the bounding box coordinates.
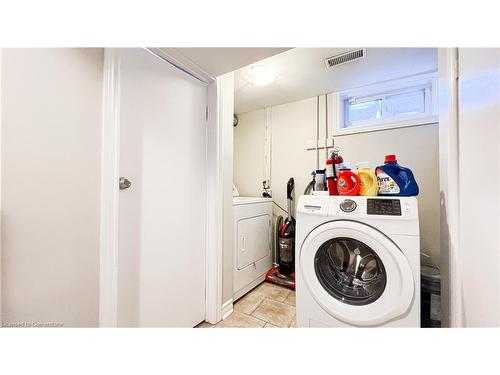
[197,282,296,328]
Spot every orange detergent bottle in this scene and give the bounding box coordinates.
[356,162,378,196]
[336,164,360,196]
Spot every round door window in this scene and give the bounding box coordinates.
[314,237,387,306]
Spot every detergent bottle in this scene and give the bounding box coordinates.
[375,154,419,196]
[356,162,378,196]
[336,164,360,196]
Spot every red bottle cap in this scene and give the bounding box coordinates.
[385,154,397,163]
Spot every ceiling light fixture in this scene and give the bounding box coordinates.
[242,65,277,86]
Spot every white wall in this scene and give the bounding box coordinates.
[1,48,103,327]
[333,124,440,265]
[234,96,441,266]
[457,48,500,327]
[270,97,318,216]
[233,109,266,197]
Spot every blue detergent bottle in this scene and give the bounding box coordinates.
[375,154,419,196]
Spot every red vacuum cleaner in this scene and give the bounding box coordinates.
[266,178,296,289]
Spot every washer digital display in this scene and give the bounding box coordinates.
[367,199,401,216]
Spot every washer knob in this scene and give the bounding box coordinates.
[340,199,357,212]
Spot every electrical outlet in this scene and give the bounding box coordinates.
[261,188,272,198]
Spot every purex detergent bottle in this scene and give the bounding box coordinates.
[376,155,419,196]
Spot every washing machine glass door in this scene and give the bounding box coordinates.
[315,237,387,306]
[300,220,414,326]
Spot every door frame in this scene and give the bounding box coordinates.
[437,48,461,327]
[0,48,3,322]
[99,48,223,327]
[99,48,121,327]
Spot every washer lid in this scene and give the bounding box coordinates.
[233,196,272,206]
[300,220,414,326]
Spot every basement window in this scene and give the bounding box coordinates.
[335,73,438,135]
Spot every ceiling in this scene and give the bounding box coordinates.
[234,48,438,114]
[160,48,291,79]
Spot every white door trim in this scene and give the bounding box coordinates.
[99,48,121,327]
[149,48,215,84]
[221,298,234,320]
[205,78,223,324]
[0,48,3,323]
[437,48,462,327]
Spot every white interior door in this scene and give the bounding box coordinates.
[117,48,207,327]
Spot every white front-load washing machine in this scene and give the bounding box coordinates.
[296,195,420,327]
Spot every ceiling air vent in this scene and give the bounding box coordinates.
[325,49,365,69]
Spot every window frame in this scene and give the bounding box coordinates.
[333,72,438,136]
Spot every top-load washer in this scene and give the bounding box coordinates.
[232,194,273,301]
[296,195,420,327]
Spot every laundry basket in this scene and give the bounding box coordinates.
[421,265,441,328]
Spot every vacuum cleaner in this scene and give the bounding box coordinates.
[265,177,296,289]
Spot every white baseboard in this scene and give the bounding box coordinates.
[221,299,234,320]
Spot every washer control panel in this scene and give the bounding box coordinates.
[340,199,357,213]
[367,198,402,216]
[297,195,416,220]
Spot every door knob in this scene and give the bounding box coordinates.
[119,177,132,190]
